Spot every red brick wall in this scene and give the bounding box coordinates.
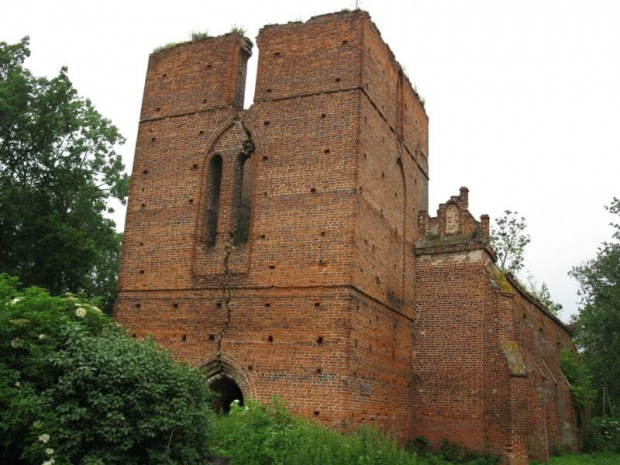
[414,194,577,463]
[140,33,251,119]
[115,10,576,464]
[115,288,352,424]
[117,10,427,440]
[511,288,577,460]
[413,248,487,449]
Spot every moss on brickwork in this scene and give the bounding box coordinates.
[489,267,515,295]
[116,10,578,464]
[500,341,527,377]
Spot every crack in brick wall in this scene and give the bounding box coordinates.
[114,10,578,465]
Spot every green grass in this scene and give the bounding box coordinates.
[210,399,620,465]
[531,453,620,465]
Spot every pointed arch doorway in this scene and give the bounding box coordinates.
[203,359,249,414]
[209,374,244,414]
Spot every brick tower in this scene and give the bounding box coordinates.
[115,10,578,464]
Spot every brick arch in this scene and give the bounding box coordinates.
[199,354,257,400]
[191,118,265,276]
[193,120,257,241]
[201,118,265,160]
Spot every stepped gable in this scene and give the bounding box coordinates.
[115,10,578,464]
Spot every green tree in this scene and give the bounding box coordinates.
[539,283,562,315]
[0,38,128,312]
[492,212,563,316]
[570,198,620,415]
[559,349,596,409]
[490,210,531,275]
[0,274,212,464]
[524,275,563,316]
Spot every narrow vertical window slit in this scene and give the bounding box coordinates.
[233,152,253,246]
[206,154,223,246]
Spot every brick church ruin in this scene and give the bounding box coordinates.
[115,10,578,464]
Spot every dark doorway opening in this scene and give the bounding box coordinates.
[210,376,244,414]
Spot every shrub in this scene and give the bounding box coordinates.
[210,398,507,464]
[406,436,499,465]
[230,25,246,36]
[190,31,210,41]
[407,436,431,455]
[437,437,462,462]
[560,349,596,408]
[209,398,418,464]
[532,452,620,464]
[461,449,501,465]
[0,274,212,464]
[584,416,620,453]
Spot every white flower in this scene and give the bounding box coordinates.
[15,381,20,387]
[10,297,21,305]
[39,433,50,443]
[39,334,46,340]
[45,448,54,456]
[42,459,55,465]
[64,292,78,301]
[75,307,87,318]
[10,338,23,348]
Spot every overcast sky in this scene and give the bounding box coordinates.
[3,0,620,321]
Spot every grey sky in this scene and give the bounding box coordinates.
[3,0,620,321]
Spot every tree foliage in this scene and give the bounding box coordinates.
[491,212,564,316]
[0,38,128,312]
[559,349,596,408]
[524,275,563,316]
[570,198,620,415]
[0,275,212,464]
[490,210,531,275]
[584,416,620,453]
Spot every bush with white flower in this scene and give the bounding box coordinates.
[585,416,620,453]
[0,274,212,464]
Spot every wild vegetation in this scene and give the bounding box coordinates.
[0,38,128,313]
[531,452,620,465]
[208,398,507,465]
[209,400,619,464]
[569,198,620,417]
[1,35,619,465]
[490,210,531,276]
[490,211,562,315]
[0,275,212,464]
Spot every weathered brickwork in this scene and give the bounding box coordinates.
[415,189,577,463]
[115,10,577,464]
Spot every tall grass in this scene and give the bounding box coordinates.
[532,453,620,465]
[209,398,418,465]
[208,398,620,465]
